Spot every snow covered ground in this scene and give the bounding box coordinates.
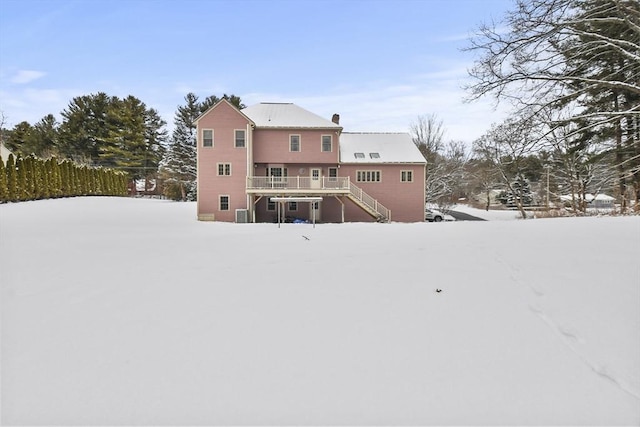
[451,204,533,221]
[1,197,639,425]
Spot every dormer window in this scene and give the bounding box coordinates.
[354,152,365,159]
[369,152,380,159]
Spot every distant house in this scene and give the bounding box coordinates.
[129,179,162,197]
[195,100,426,223]
[560,193,616,209]
[1,141,13,163]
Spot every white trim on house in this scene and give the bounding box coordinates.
[202,129,214,147]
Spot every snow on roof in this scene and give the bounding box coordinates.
[339,132,426,164]
[560,193,615,202]
[241,103,341,129]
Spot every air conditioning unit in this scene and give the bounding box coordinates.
[235,209,249,223]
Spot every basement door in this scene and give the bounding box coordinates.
[310,200,321,222]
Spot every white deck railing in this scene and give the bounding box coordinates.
[348,181,390,221]
[246,175,390,221]
[247,176,350,190]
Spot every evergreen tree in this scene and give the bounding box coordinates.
[0,157,7,202]
[6,154,17,202]
[32,114,60,158]
[5,122,35,157]
[23,156,35,200]
[160,93,201,201]
[498,174,533,207]
[60,160,70,197]
[42,159,52,199]
[59,92,115,163]
[16,157,29,201]
[33,157,43,199]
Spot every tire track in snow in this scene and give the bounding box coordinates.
[495,254,640,402]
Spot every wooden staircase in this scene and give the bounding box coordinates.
[347,181,391,222]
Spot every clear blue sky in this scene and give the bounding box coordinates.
[0,0,513,145]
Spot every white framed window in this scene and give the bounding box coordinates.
[354,152,365,159]
[356,170,381,182]
[290,134,300,152]
[288,201,298,211]
[369,152,380,159]
[328,167,338,181]
[217,163,231,176]
[235,129,246,148]
[267,167,288,182]
[322,135,332,152]
[219,195,229,211]
[202,129,213,147]
[401,170,413,182]
[267,199,276,211]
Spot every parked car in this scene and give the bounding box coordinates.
[425,208,444,222]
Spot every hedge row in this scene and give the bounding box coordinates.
[0,154,128,203]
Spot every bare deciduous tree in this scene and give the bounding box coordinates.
[465,0,640,211]
[473,115,540,219]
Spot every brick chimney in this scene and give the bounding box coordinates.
[332,113,340,125]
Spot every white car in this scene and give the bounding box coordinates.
[425,208,444,222]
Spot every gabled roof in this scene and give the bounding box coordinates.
[194,98,254,125]
[339,132,426,164]
[241,103,342,129]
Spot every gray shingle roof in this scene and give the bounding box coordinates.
[242,103,341,129]
[339,132,426,164]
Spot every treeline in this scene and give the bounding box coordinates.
[0,153,127,203]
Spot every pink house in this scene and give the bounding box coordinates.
[196,100,426,223]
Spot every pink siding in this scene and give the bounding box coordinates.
[197,101,250,221]
[253,129,339,164]
[339,164,426,222]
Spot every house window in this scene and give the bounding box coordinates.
[401,170,413,182]
[235,130,246,148]
[369,152,380,159]
[288,201,298,211]
[268,167,287,183]
[328,167,338,181]
[356,170,381,182]
[202,129,213,147]
[267,199,276,211]
[217,163,231,176]
[290,135,300,152]
[354,152,365,159]
[322,135,332,152]
[219,195,229,211]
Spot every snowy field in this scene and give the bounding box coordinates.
[1,197,639,426]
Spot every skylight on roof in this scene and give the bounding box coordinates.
[354,152,365,159]
[369,152,380,159]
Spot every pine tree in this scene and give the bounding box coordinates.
[160,93,200,201]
